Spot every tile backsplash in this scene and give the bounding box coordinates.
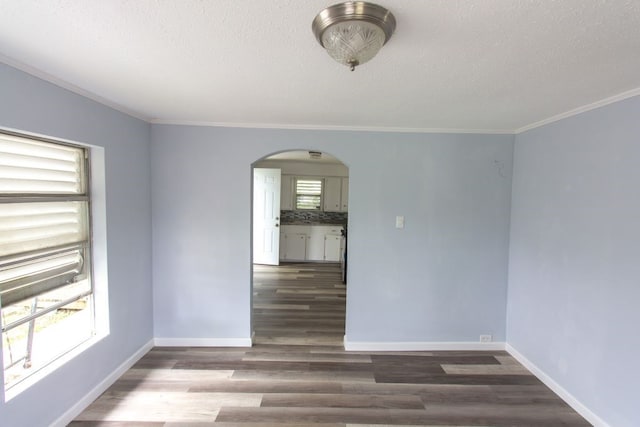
[281,210,347,225]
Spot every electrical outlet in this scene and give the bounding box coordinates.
[479,334,492,343]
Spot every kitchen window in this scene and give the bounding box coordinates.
[295,178,322,210]
[0,132,95,391]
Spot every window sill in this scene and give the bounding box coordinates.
[4,331,108,402]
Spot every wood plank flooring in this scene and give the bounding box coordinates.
[71,262,591,426]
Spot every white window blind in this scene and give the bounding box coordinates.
[0,202,88,256]
[295,178,322,210]
[0,133,89,307]
[0,135,84,194]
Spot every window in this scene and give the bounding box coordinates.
[0,132,94,391]
[295,178,322,210]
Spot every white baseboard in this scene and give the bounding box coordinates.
[344,336,506,351]
[506,343,609,427]
[154,337,252,347]
[51,338,154,427]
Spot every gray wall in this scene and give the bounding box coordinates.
[151,125,514,343]
[0,64,153,426]
[508,96,640,427]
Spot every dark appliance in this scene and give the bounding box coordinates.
[341,227,347,284]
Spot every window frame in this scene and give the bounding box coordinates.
[0,130,96,394]
[294,177,324,211]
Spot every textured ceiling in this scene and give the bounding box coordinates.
[1,0,639,133]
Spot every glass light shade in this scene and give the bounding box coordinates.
[312,2,396,71]
[321,21,386,68]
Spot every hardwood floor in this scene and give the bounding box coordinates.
[71,263,590,426]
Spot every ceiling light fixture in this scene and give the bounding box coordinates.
[312,1,396,71]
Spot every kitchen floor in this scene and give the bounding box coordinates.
[71,263,590,426]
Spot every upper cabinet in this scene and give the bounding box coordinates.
[280,175,348,212]
[340,177,349,212]
[323,177,342,212]
[326,177,349,212]
[281,175,293,211]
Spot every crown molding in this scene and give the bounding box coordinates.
[515,88,640,134]
[149,119,514,135]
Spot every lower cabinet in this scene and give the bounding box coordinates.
[281,232,306,260]
[324,234,342,261]
[307,226,327,260]
[280,225,343,262]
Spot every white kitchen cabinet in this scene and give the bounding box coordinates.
[280,225,343,262]
[280,174,293,211]
[309,225,343,261]
[323,177,342,212]
[280,225,310,261]
[306,227,326,261]
[281,225,311,235]
[282,232,307,260]
[278,231,285,259]
[322,225,344,236]
[340,177,349,212]
[324,234,342,261]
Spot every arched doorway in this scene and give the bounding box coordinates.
[251,150,349,347]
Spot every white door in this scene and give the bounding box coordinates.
[253,168,281,265]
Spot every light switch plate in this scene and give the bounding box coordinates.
[395,216,404,228]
